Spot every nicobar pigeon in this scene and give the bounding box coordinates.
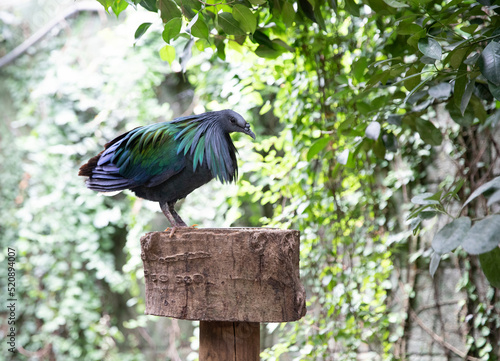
[79,110,255,229]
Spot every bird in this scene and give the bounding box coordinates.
[79,109,255,231]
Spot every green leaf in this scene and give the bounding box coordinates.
[373,137,386,159]
[404,66,421,91]
[449,46,469,69]
[255,44,282,58]
[260,101,272,115]
[460,80,474,116]
[479,247,500,288]
[366,70,389,89]
[157,0,181,23]
[415,118,443,146]
[418,37,442,60]
[134,22,152,40]
[112,0,129,17]
[428,83,451,99]
[383,0,408,7]
[218,12,246,36]
[352,57,368,81]
[470,96,487,122]
[248,0,266,4]
[298,0,317,22]
[282,1,295,27]
[432,217,471,254]
[488,81,500,101]
[159,44,176,64]
[365,0,394,12]
[272,39,294,52]
[176,0,198,19]
[96,0,113,10]
[398,24,422,36]
[447,178,465,200]
[461,24,478,34]
[344,0,360,17]
[429,252,440,278]
[252,30,274,49]
[411,192,439,205]
[454,63,468,112]
[478,40,500,86]
[162,18,182,43]
[312,3,326,30]
[140,0,158,12]
[462,176,500,209]
[463,215,500,255]
[446,98,475,126]
[191,14,209,39]
[464,53,480,65]
[180,0,202,12]
[420,211,437,219]
[232,5,257,34]
[216,39,226,60]
[420,55,437,64]
[487,189,500,207]
[407,29,426,48]
[307,137,330,161]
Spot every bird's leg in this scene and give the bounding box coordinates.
[160,202,177,227]
[169,202,187,227]
[160,201,187,237]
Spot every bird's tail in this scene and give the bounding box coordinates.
[79,131,136,192]
[78,154,100,177]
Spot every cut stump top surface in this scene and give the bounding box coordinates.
[140,228,306,323]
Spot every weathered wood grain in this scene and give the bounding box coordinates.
[199,321,260,361]
[140,228,306,322]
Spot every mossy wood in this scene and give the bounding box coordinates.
[140,228,306,322]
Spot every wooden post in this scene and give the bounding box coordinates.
[140,228,306,360]
[199,322,260,360]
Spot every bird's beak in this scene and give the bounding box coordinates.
[243,124,256,139]
[246,129,256,139]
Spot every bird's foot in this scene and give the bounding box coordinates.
[163,227,178,238]
[164,224,195,238]
[169,226,177,238]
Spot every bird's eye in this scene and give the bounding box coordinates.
[230,117,236,124]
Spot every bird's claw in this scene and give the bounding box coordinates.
[169,227,177,238]
[163,227,177,238]
[164,225,196,238]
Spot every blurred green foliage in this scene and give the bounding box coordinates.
[0,12,172,360]
[1,0,500,360]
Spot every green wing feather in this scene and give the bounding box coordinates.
[111,122,186,186]
[174,116,237,183]
[109,114,237,187]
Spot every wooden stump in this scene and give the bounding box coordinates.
[140,228,306,360]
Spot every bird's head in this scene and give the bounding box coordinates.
[218,110,256,139]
